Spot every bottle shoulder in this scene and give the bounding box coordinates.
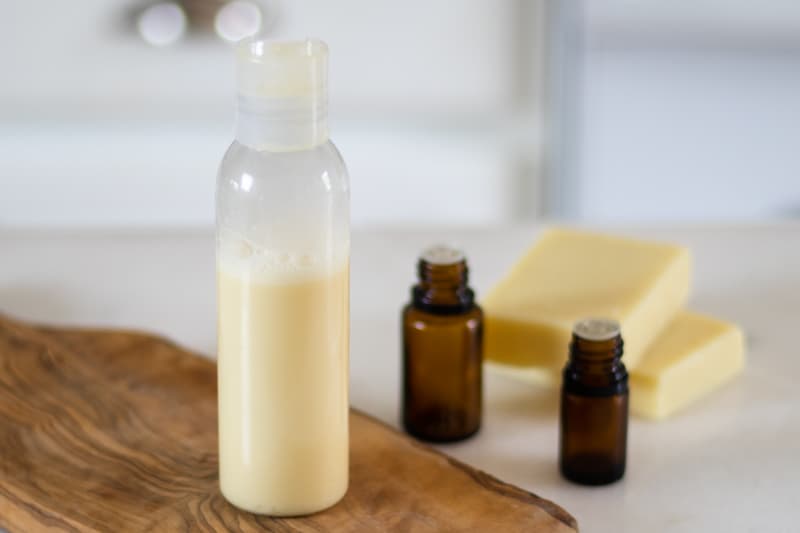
[223,138,343,162]
[562,362,628,397]
[404,302,483,323]
[219,139,347,176]
[217,139,349,193]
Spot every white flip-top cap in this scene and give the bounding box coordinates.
[235,38,329,151]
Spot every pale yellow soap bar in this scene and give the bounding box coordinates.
[483,228,690,371]
[489,311,745,419]
[630,311,744,419]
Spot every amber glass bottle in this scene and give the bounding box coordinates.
[402,245,483,442]
[560,318,628,485]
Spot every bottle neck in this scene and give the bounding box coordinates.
[412,259,474,314]
[564,335,628,396]
[235,94,329,152]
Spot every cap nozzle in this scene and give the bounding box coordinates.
[236,38,328,100]
[234,38,329,151]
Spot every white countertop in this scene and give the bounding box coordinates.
[1,224,798,532]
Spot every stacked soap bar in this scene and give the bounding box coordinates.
[483,228,745,419]
[490,312,745,419]
[483,228,691,370]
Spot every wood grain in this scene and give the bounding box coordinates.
[0,315,577,532]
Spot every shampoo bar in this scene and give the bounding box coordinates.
[630,311,744,419]
[489,312,745,419]
[483,228,690,371]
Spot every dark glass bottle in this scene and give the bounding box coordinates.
[560,318,628,485]
[402,245,483,442]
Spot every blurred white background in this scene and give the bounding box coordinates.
[1,0,799,227]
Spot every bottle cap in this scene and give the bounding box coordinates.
[573,318,621,342]
[236,38,328,100]
[421,245,465,265]
[234,38,329,150]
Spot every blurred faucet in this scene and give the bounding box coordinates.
[127,0,273,46]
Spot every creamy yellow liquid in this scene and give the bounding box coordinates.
[217,263,349,515]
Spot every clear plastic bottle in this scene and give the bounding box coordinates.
[215,38,350,516]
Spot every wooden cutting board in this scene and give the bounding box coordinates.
[0,316,577,532]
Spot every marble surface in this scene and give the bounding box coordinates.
[1,223,798,532]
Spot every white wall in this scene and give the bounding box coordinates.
[568,0,800,221]
[6,1,798,226]
[578,48,800,221]
[0,0,545,228]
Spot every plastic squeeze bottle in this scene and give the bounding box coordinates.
[216,38,350,516]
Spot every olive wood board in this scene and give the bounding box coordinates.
[0,315,577,532]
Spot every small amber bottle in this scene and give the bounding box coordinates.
[560,318,629,485]
[402,245,483,442]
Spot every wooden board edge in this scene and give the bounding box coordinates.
[1,315,578,531]
[353,408,578,532]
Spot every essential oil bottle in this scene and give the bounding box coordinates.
[402,245,483,442]
[560,318,629,485]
